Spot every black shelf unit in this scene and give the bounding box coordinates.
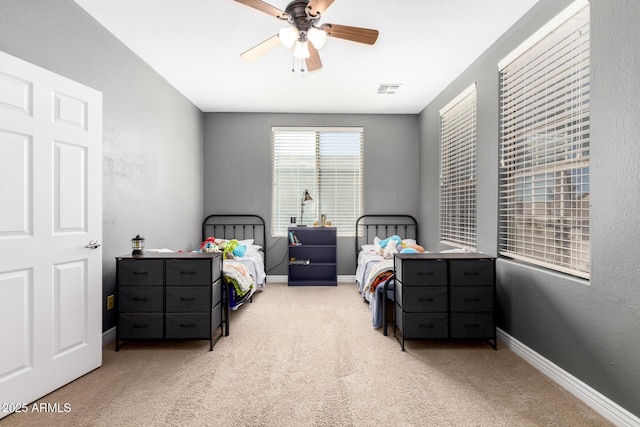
[288,227,337,286]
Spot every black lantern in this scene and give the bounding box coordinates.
[131,234,145,256]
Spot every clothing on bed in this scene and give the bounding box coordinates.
[355,233,427,328]
[197,237,266,310]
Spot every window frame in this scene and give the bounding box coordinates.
[271,127,364,238]
[439,83,478,251]
[498,0,590,279]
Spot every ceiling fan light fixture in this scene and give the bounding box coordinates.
[279,26,298,48]
[293,41,310,59]
[307,27,327,49]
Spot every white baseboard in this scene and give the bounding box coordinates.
[266,275,288,283]
[497,328,639,427]
[102,326,116,347]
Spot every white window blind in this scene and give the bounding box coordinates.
[272,127,363,237]
[498,0,590,279]
[439,84,477,250]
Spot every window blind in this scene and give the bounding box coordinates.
[272,127,363,237]
[439,84,477,250]
[498,0,590,279]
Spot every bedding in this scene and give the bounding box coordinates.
[201,214,267,315]
[354,215,420,330]
[198,236,266,310]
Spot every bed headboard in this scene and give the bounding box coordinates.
[202,214,266,253]
[355,214,419,257]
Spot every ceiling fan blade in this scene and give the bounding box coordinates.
[240,34,281,61]
[306,42,323,71]
[233,0,287,19]
[321,23,379,45]
[307,0,335,17]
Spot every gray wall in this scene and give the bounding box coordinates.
[3,0,638,417]
[419,0,640,415]
[203,113,419,275]
[1,0,205,332]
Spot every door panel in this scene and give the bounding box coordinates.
[0,130,32,237]
[0,50,102,419]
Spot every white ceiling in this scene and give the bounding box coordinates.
[73,0,539,114]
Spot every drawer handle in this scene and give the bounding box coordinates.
[465,323,480,328]
[418,272,434,276]
[132,297,148,301]
[132,324,149,329]
[133,272,149,275]
[180,297,196,301]
[464,272,480,276]
[419,324,435,329]
[464,298,480,302]
[418,298,434,302]
[180,323,196,328]
[180,271,196,275]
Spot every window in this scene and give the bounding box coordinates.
[498,0,590,278]
[440,84,477,250]
[272,127,363,237]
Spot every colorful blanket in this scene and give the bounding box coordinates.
[223,260,254,298]
[362,259,394,295]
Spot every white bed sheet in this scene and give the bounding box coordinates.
[356,250,383,297]
[232,249,266,289]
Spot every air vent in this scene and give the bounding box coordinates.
[378,84,401,94]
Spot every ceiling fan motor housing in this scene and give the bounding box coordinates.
[285,0,320,40]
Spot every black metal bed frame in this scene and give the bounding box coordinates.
[201,214,267,336]
[202,214,267,272]
[355,214,419,258]
[355,214,419,336]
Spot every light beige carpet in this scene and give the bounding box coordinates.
[3,283,610,426]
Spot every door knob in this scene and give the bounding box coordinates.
[85,240,101,249]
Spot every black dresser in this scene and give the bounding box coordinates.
[115,252,223,351]
[393,252,496,350]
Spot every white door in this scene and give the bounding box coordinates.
[0,50,102,418]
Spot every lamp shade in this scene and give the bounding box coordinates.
[293,41,310,59]
[279,26,298,48]
[307,27,327,49]
[302,189,313,203]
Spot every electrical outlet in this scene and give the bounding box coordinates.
[107,295,114,310]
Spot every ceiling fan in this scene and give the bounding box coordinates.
[234,0,379,72]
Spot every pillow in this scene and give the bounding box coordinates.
[402,239,417,247]
[360,244,377,253]
[238,239,254,247]
[248,244,262,253]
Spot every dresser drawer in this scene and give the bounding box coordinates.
[394,307,448,339]
[166,313,210,339]
[396,284,448,312]
[450,286,493,312]
[118,287,163,312]
[212,300,222,331]
[119,313,163,339]
[211,279,222,305]
[166,286,211,312]
[450,312,494,338]
[166,260,211,286]
[118,260,164,286]
[449,260,494,286]
[396,259,447,287]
